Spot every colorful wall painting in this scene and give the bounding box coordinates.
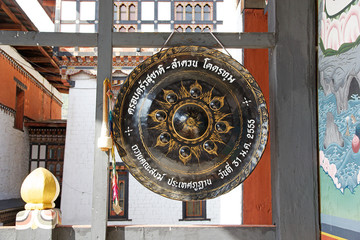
[318,0,360,239]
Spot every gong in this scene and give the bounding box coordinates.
[112,46,268,201]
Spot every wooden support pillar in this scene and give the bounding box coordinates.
[243,8,272,225]
[268,0,319,239]
[91,0,113,239]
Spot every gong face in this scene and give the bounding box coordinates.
[112,46,268,201]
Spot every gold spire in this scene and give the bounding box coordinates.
[20,167,60,210]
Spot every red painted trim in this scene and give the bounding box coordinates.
[242,9,272,225]
[321,233,340,240]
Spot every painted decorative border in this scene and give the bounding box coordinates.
[0,103,15,117]
[0,49,62,106]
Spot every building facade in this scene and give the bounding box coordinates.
[0,45,63,224]
[0,0,67,225]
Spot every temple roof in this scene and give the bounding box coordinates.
[0,0,69,93]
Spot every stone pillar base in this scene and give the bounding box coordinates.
[16,208,61,230]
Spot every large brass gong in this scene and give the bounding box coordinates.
[112,46,268,201]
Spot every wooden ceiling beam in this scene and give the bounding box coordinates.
[0,0,27,31]
[14,46,37,50]
[44,75,62,82]
[25,56,51,62]
[0,23,22,30]
[52,55,60,62]
[38,46,60,70]
[57,88,69,94]
[70,56,77,62]
[51,83,68,89]
[33,66,59,74]
[41,0,56,7]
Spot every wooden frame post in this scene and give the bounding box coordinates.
[91,0,113,239]
[268,0,319,239]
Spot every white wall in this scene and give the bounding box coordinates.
[109,173,242,225]
[216,0,243,63]
[61,72,96,224]
[0,110,29,200]
[141,2,155,21]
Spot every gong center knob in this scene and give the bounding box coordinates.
[173,104,209,140]
[186,118,196,126]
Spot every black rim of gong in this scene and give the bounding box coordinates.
[112,46,269,201]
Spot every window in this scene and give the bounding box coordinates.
[30,144,43,171]
[47,145,64,184]
[176,3,212,22]
[118,4,137,21]
[114,4,118,20]
[204,5,211,21]
[176,5,183,20]
[203,26,210,32]
[182,201,208,220]
[176,26,183,32]
[195,26,202,32]
[80,2,96,20]
[185,5,192,21]
[108,163,129,220]
[120,5,127,20]
[29,144,64,181]
[79,24,95,33]
[29,143,64,208]
[186,26,192,32]
[14,86,24,130]
[115,26,136,32]
[195,5,201,21]
[61,1,76,20]
[27,126,66,208]
[129,5,136,20]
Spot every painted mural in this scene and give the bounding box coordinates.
[319,0,360,239]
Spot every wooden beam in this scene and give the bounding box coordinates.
[112,32,275,48]
[0,23,22,30]
[51,83,68,89]
[0,31,97,47]
[268,0,319,239]
[52,55,59,62]
[91,0,113,239]
[0,0,27,31]
[242,0,266,11]
[25,56,51,62]
[33,66,59,74]
[243,8,272,225]
[57,88,69,94]
[41,0,56,7]
[24,121,66,128]
[13,46,37,50]
[38,46,59,69]
[70,56,77,62]
[0,31,275,49]
[44,75,61,82]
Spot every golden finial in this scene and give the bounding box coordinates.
[20,168,60,210]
